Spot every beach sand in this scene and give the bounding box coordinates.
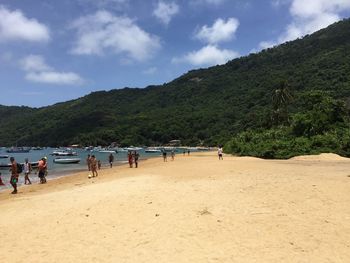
[1,152,350,262]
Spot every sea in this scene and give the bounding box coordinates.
[0,147,199,190]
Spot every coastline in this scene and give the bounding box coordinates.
[1,152,350,262]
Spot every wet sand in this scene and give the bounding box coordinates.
[1,152,350,262]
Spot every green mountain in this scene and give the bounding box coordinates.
[1,19,350,147]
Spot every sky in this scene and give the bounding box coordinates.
[1,0,350,107]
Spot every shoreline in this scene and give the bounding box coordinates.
[0,155,161,201]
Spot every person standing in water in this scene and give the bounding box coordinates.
[24,158,32,184]
[108,153,114,168]
[171,150,175,161]
[162,150,167,162]
[0,172,4,186]
[90,155,98,177]
[128,151,133,168]
[9,157,19,194]
[38,157,47,184]
[86,154,91,171]
[133,151,139,168]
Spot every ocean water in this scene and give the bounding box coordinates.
[0,147,198,190]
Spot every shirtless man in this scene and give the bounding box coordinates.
[90,155,98,177]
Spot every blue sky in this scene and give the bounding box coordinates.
[1,0,350,107]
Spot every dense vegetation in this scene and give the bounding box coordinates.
[225,91,350,158]
[1,19,350,156]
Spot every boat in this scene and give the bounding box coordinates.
[145,148,162,153]
[53,158,81,164]
[0,155,9,159]
[196,147,210,151]
[51,150,77,156]
[0,163,10,169]
[6,147,30,153]
[99,150,117,153]
[31,146,44,150]
[125,146,143,151]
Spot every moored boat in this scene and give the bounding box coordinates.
[6,147,31,153]
[51,150,77,156]
[53,158,81,164]
[0,155,9,159]
[145,148,162,153]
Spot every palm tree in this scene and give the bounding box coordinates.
[271,81,293,125]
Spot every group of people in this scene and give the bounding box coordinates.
[128,151,139,168]
[1,156,48,194]
[86,154,99,178]
[162,150,176,162]
[86,153,116,177]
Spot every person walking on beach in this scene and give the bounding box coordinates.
[187,150,190,156]
[0,172,4,186]
[24,158,32,184]
[98,160,101,170]
[218,146,223,160]
[133,151,139,168]
[128,151,133,168]
[108,153,114,168]
[171,150,175,161]
[10,157,19,194]
[38,157,47,184]
[162,150,167,162]
[90,155,98,177]
[86,154,91,171]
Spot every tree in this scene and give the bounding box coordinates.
[271,81,293,126]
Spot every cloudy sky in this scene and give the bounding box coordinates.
[1,0,350,107]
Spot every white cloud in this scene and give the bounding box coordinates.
[195,18,239,44]
[20,55,84,85]
[0,5,50,42]
[20,55,52,72]
[172,45,239,66]
[260,0,350,49]
[70,11,161,61]
[26,71,84,85]
[77,0,129,10]
[143,67,157,75]
[191,0,226,5]
[153,1,179,25]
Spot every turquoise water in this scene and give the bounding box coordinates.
[0,147,197,190]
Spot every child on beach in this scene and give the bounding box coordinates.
[98,160,101,170]
[171,150,175,161]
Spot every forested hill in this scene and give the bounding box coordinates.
[1,18,350,147]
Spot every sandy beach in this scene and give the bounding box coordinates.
[1,152,350,262]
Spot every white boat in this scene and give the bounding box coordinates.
[0,155,9,159]
[99,150,116,153]
[53,158,81,164]
[51,150,77,156]
[145,148,162,153]
[125,146,143,151]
